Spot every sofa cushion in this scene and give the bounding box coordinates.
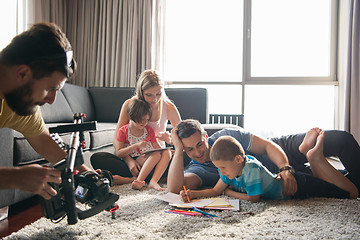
[89,123,117,150]
[40,90,74,123]
[13,131,47,166]
[165,88,208,124]
[61,83,96,121]
[89,87,135,122]
[202,124,242,136]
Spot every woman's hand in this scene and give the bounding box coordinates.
[157,131,172,144]
[124,157,141,177]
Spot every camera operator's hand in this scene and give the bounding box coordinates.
[0,164,61,200]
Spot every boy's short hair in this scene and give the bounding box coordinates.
[210,136,245,161]
[176,119,206,140]
[127,98,152,123]
[0,22,76,79]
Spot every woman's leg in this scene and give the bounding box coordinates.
[90,152,135,184]
[90,152,132,176]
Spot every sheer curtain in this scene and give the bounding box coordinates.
[27,0,160,87]
[338,0,360,143]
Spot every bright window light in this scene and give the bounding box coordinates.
[164,0,336,135]
[164,0,243,82]
[245,85,335,138]
[168,84,242,115]
[251,0,332,77]
[0,1,18,50]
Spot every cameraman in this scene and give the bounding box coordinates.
[0,22,92,200]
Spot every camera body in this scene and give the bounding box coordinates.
[40,113,119,224]
[74,170,113,204]
[41,165,119,223]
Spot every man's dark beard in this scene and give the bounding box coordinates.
[5,81,39,116]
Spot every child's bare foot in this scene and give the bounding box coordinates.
[306,130,326,163]
[113,175,136,185]
[299,128,321,155]
[147,180,165,191]
[131,179,145,190]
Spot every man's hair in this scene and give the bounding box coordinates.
[127,98,152,123]
[210,136,245,161]
[0,22,76,79]
[176,119,206,140]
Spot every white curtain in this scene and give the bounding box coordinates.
[338,0,360,143]
[27,0,159,88]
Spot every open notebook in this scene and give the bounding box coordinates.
[156,192,240,211]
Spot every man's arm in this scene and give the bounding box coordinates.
[26,130,92,172]
[250,135,297,196]
[0,165,61,199]
[167,128,186,194]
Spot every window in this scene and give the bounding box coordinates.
[250,0,334,78]
[164,0,243,83]
[163,0,337,137]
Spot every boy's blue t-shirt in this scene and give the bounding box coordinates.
[219,155,286,200]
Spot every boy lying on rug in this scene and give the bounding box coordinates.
[179,129,359,203]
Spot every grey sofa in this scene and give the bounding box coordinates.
[0,83,243,208]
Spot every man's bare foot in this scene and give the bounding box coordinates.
[147,181,165,191]
[299,128,321,155]
[113,175,136,185]
[131,179,145,190]
[306,130,326,163]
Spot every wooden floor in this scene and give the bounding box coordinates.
[0,196,43,238]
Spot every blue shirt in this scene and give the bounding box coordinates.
[189,128,253,167]
[219,155,286,200]
[208,128,253,152]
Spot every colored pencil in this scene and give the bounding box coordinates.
[183,185,191,203]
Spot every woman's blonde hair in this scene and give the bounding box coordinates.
[135,69,169,102]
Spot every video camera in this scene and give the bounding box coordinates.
[40,113,119,225]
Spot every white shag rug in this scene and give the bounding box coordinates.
[5,184,360,240]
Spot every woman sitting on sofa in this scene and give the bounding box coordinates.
[91,69,181,185]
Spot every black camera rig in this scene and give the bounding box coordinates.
[40,113,119,225]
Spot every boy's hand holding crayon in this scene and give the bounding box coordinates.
[180,185,192,203]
